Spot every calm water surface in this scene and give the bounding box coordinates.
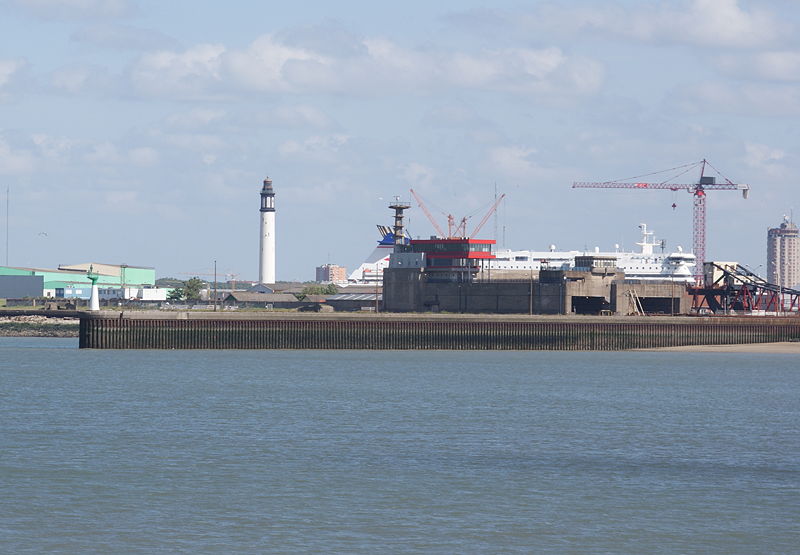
[1,337,798,553]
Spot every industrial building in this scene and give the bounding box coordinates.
[384,249,690,315]
[0,262,157,299]
[381,202,692,315]
[767,216,799,289]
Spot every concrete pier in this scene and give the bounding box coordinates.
[77,312,800,350]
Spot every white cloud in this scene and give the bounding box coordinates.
[516,0,788,48]
[51,64,112,94]
[0,59,25,90]
[744,142,786,177]
[51,66,90,93]
[129,34,602,98]
[85,141,120,163]
[278,134,349,162]
[131,44,226,97]
[423,104,480,127]
[31,133,74,159]
[225,35,326,91]
[678,81,800,115]
[630,0,782,47]
[271,105,333,129]
[72,24,176,50]
[83,142,159,166]
[156,132,226,151]
[163,105,332,133]
[165,109,227,130]
[441,47,601,94]
[103,189,138,208]
[489,146,542,179]
[129,147,158,167]
[11,0,133,20]
[0,138,34,173]
[401,162,434,188]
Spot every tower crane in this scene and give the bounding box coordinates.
[573,159,749,284]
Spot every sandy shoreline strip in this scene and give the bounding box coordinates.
[641,342,800,353]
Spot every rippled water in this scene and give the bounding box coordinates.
[1,337,798,553]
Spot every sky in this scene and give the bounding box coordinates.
[0,0,798,282]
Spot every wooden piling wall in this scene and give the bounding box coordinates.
[78,314,800,350]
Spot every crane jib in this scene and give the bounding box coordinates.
[572,182,744,191]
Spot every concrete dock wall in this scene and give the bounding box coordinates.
[78,313,800,350]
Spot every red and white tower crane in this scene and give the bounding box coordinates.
[573,159,749,284]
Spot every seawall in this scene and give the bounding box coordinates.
[78,312,800,350]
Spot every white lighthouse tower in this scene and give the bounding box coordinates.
[258,177,276,284]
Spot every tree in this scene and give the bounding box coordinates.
[183,277,205,301]
[167,288,184,301]
[157,277,186,289]
[301,283,339,296]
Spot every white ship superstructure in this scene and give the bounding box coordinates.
[489,224,695,282]
[348,225,398,284]
[350,223,695,284]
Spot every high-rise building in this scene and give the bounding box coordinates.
[767,216,799,288]
[258,177,276,284]
[316,264,347,283]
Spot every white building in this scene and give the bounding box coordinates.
[767,216,799,288]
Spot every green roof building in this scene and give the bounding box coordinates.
[0,263,155,297]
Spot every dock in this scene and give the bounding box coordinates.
[72,311,800,350]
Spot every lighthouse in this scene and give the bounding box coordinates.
[258,177,276,284]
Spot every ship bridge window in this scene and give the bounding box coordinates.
[515,256,529,261]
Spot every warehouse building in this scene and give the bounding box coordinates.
[0,262,157,299]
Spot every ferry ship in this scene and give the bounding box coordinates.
[347,225,400,284]
[349,223,696,284]
[490,224,696,282]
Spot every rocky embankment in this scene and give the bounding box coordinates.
[0,315,79,337]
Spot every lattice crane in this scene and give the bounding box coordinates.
[409,188,506,238]
[409,188,446,238]
[469,193,506,238]
[573,159,749,284]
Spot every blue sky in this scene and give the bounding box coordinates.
[1,0,797,281]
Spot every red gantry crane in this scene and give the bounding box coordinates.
[572,159,749,284]
[409,188,506,238]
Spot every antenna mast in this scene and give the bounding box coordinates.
[493,183,498,244]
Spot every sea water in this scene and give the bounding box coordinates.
[1,337,798,553]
